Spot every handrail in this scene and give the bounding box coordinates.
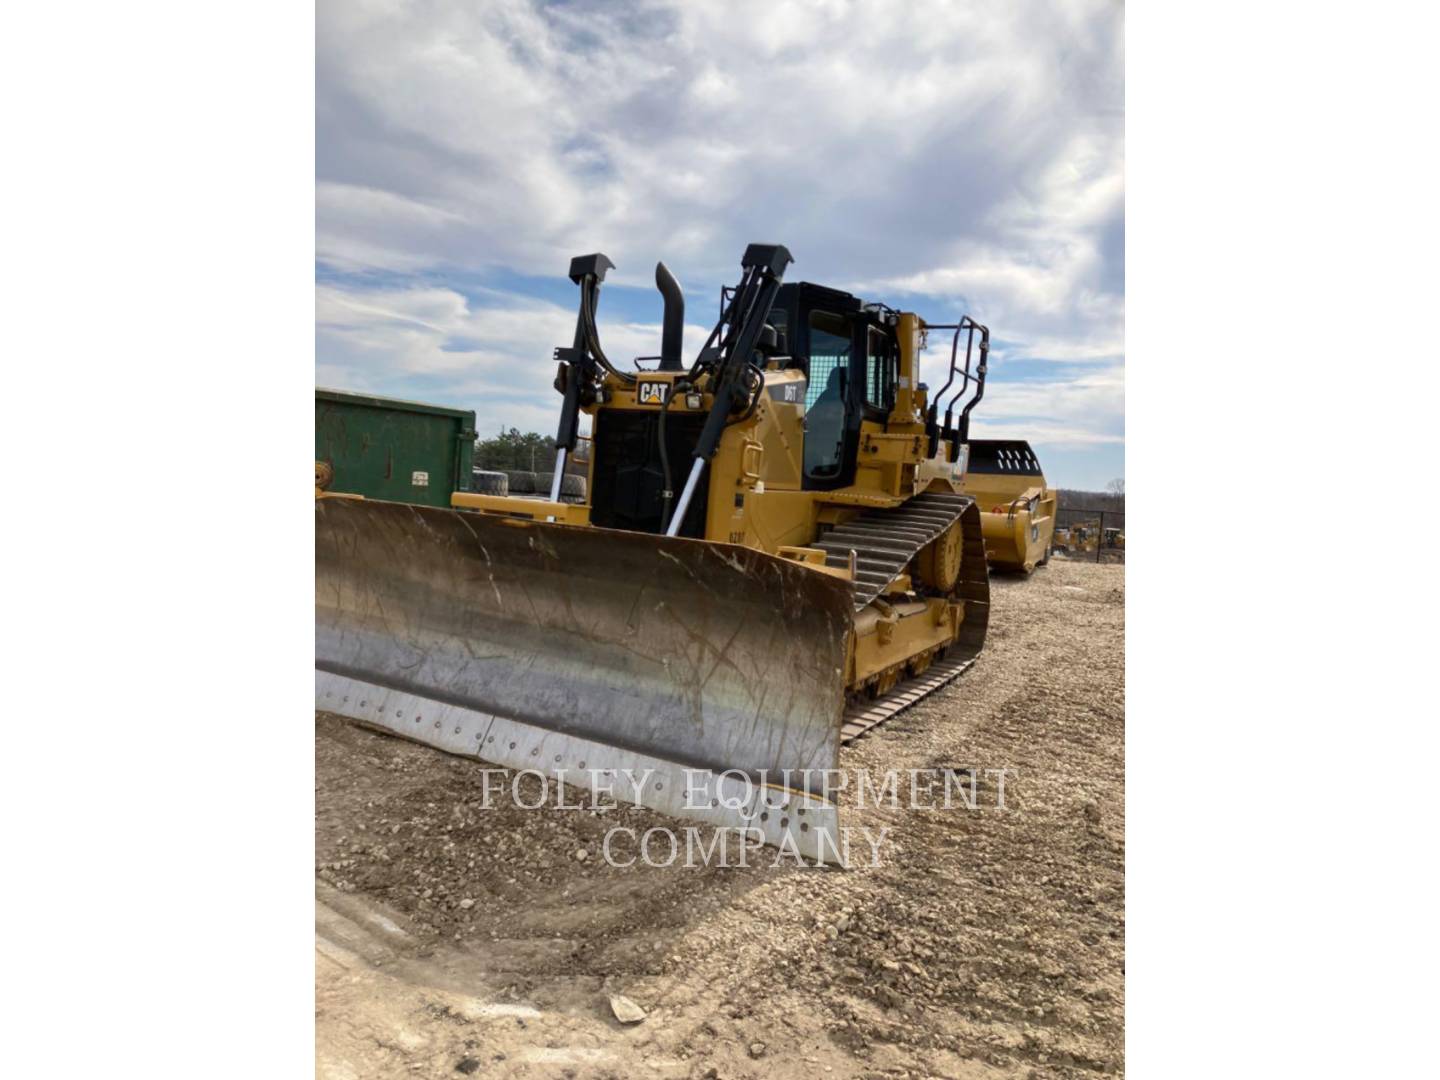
[921,316,988,458]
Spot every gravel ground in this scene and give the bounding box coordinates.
[316,557,1124,1079]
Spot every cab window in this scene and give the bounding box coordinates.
[866,327,896,412]
[803,310,851,479]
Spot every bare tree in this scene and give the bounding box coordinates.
[1106,477,1125,497]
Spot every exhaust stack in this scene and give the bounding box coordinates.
[656,261,685,372]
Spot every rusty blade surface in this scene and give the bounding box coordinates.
[315,497,856,786]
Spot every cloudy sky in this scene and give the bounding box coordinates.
[317,0,1124,489]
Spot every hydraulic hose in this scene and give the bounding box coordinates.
[581,275,636,385]
[734,364,765,422]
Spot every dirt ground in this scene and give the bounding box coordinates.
[316,558,1125,1079]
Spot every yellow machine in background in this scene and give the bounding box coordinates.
[317,245,996,860]
[1050,521,1124,559]
[961,441,1057,572]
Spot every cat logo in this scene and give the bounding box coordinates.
[637,380,670,405]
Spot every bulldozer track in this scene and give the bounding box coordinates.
[817,489,991,743]
[817,490,978,610]
[841,653,979,742]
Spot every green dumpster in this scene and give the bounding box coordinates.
[315,388,475,509]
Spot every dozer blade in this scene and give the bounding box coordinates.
[316,497,858,861]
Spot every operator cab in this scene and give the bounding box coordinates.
[766,282,899,491]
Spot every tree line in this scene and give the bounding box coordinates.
[473,428,586,474]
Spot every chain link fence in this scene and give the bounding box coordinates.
[1052,506,1126,563]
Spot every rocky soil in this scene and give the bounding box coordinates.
[316,557,1124,1079]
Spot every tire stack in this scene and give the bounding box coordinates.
[479,469,586,503]
[470,469,509,496]
[534,472,588,503]
[505,470,538,495]
[560,474,587,503]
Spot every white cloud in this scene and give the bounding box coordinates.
[316,280,713,437]
[316,0,1124,477]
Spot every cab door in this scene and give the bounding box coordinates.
[798,292,863,491]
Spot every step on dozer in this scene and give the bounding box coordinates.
[317,244,995,863]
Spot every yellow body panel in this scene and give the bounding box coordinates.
[960,474,1057,573]
[849,598,964,691]
[450,491,591,526]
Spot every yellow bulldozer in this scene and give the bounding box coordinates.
[317,245,1006,861]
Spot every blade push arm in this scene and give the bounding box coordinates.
[550,253,616,504]
[665,243,793,536]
